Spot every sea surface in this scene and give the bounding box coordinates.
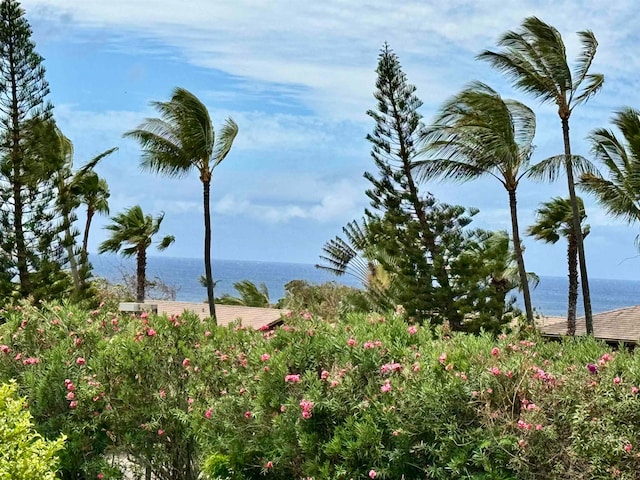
[90,255,640,317]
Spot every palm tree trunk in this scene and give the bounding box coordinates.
[202,177,217,323]
[566,235,578,335]
[136,245,146,303]
[64,222,81,292]
[562,117,593,334]
[82,207,94,258]
[508,189,534,324]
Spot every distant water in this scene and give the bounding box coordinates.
[90,255,639,316]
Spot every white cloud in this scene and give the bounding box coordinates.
[213,180,364,224]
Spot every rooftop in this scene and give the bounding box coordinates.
[538,305,640,343]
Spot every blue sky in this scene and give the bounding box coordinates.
[18,0,640,281]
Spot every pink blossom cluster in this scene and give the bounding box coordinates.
[407,325,418,335]
[0,345,10,354]
[285,374,301,383]
[380,362,402,374]
[65,379,77,409]
[364,340,383,349]
[299,399,314,419]
[381,379,392,393]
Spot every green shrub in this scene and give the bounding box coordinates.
[0,381,65,480]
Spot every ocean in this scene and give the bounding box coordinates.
[90,255,640,317]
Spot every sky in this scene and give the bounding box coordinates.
[17,0,640,281]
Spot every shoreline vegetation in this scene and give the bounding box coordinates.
[1,0,640,477]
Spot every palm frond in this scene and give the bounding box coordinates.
[528,154,597,182]
[212,118,239,169]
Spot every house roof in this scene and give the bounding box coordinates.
[538,305,640,343]
[152,301,287,329]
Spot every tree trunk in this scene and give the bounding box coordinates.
[566,234,578,336]
[136,245,146,303]
[508,189,534,324]
[82,206,94,258]
[8,40,30,296]
[64,222,81,292]
[202,177,217,323]
[561,117,593,334]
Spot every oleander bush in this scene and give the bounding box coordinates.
[1,301,640,479]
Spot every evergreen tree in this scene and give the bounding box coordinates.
[363,43,469,326]
[0,0,63,300]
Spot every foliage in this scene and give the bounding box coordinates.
[217,280,272,307]
[0,381,65,480]
[527,197,589,335]
[98,205,175,302]
[418,81,538,324]
[0,0,67,302]
[124,87,238,322]
[2,301,640,478]
[479,16,603,333]
[276,280,370,320]
[582,107,640,248]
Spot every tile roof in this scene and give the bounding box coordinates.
[538,305,640,343]
[151,301,287,329]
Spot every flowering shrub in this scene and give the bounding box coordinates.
[2,302,640,478]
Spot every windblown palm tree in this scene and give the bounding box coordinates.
[98,205,174,303]
[417,82,537,324]
[217,280,271,307]
[74,175,111,259]
[527,197,589,335]
[478,16,604,334]
[124,87,238,323]
[581,108,640,247]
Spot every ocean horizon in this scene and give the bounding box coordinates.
[90,254,640,317]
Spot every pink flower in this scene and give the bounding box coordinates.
[321,370,330,380]
[76,357,86,365]
[347,337,357,347]
[285,374,301,383]
[97,474,105,479]
[261,353,270,362]
[490,367,501,376]
[66,392,75,400]
[491,347,500,356]
[140,311,148,319]
[280,405,286,413]
[182,358,190,368]
[614,376,621,385]
[369,469,377,478]
[407,325,418,335]
[536,424,543,431]
[412,363,420,372]
[439,353,447,364]
[147,328,156,337]
[330,380,339,388]
[518,439,526,448]
[486,388,493,394]
[302,410,312,419]
[381,380,392,393]
[0,345,9,354]
[204,330,211,337]
[159,389,166,399]
[265,461,274,469]
[244,411,252,419]
[157,429,164,435]
[632,386,639,395]
[69,401,77,409]
[625,443,633,453]
[67,383,75,391]
[205,409,212,419]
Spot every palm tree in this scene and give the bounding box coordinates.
[217,280,271,307]
[417,82,537,324]
[98,205,174,303]
[527,197,589,335]
[74,175,111,258]
[478,16,604,334]
[124,87,238,323]
[581,108,640,247]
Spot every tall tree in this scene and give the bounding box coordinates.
[124,88,238,323]
[527,197,589,335]
[581,108,640,247]
[98,205,174,303]
[418,82,537,324]
[478,17,604,334]
[364,43,465,327]
[0,0,56,297]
